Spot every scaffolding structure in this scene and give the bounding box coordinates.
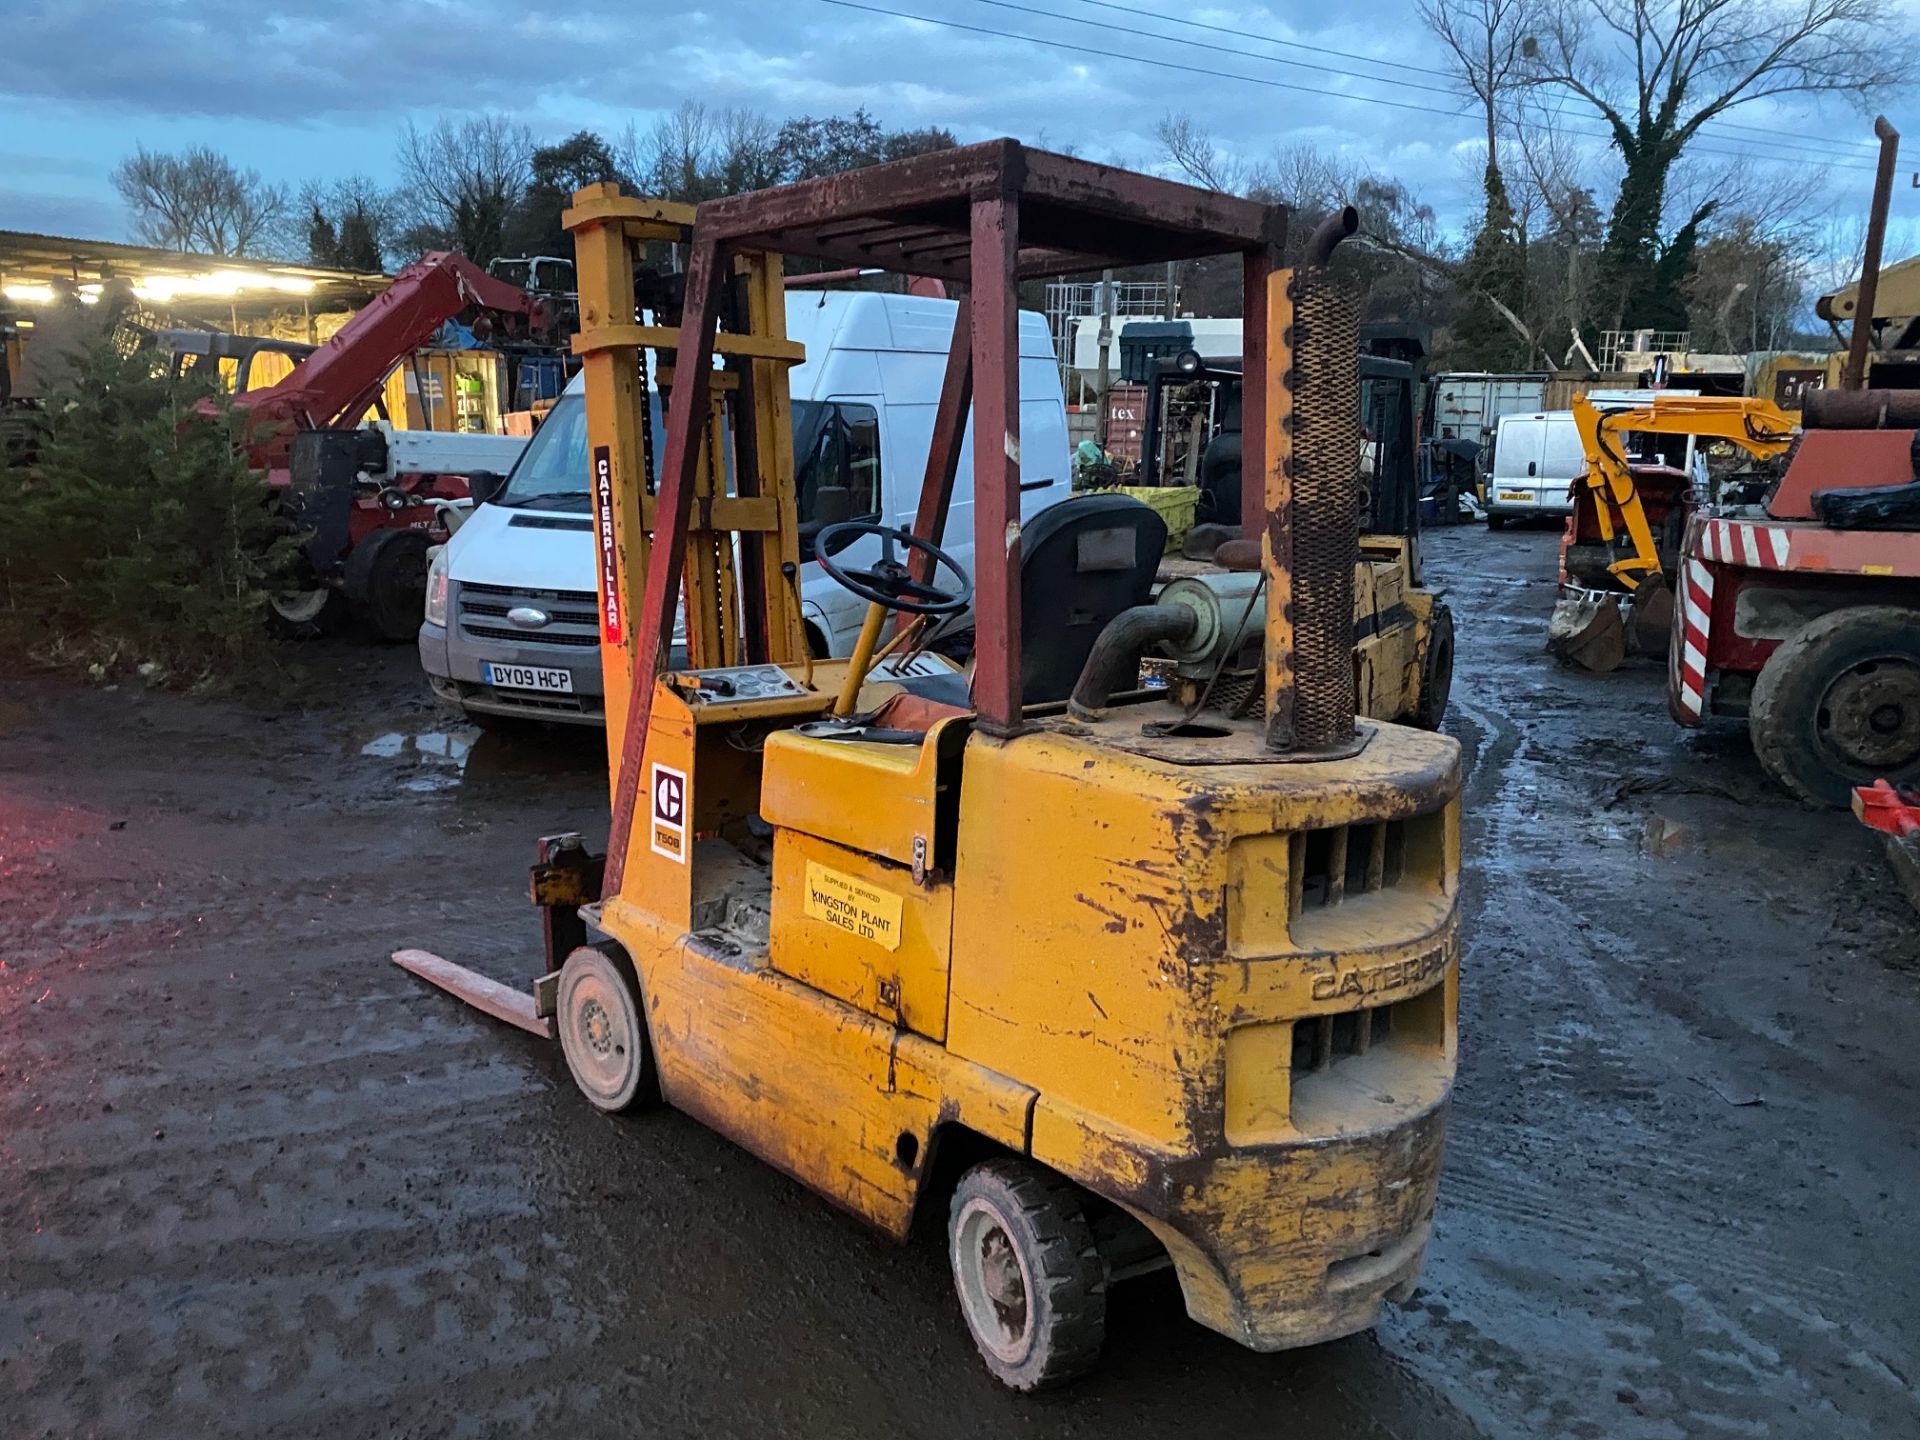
[1598,329,1691,373]
[1044,277,1176,380]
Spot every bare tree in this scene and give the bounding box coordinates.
[1250,144,1362,214]
[112,145,288,257]
[1155,114,1251,194]
[1507,97,1608,354]
[1422,1,1541,365]
[1419,0,1532,172]
[624,103,784,202]
[395,115,533,265]
[1523,0,1901,328]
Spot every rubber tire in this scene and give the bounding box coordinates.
[1485,512,1507,530]
[555,945,656,1113]
[948,1159,1106,1391]
[1413,601,1455,730]
[267,586,345,639]
[346,528,433,643]
[1749,605,1920,808]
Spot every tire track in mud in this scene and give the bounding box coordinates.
[1390,530,1920,1440]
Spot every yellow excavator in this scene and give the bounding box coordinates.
[402,146,1467,1390]
[1549,393,1797,672]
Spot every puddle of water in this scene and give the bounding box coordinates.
[360,726,482,788]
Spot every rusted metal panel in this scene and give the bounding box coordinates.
[1102,382,1148,465]
[696,141,1018,242]
[1020,146,1284,250]
[692,139,1287,284]
[603,238,727,896]
[969,194,1023,736]
[1255,262,1298,750]
[1769,426,1918,519]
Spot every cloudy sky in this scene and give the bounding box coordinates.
[4,0,1916,262]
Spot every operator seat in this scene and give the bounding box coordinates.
[1016,493,1168,705]
[1198,384,1245,525]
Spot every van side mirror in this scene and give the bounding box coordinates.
[467,470,507,506]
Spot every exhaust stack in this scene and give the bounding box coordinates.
[1267,213,1362,752]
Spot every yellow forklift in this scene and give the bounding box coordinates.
[411,145,1466,1389]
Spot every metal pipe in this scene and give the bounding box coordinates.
[1802,386,1920,430]
[1306,207,1359,265]
[1067,605,1198,719]
[1843,116,1900,392]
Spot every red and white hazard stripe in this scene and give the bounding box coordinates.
[1672,555,1715,724]
[1698,518,1792,570]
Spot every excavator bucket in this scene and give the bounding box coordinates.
[1548,588,1627,673]
[1627,578,1675,659]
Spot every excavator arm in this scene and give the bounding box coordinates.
[1571,394,1797,590]
[219,252,550,469]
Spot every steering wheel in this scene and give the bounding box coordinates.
[813,522,973,617]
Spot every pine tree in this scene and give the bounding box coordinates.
[0,340,299,682]
[1453,163,1530,370]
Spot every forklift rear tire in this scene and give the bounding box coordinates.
[948,1159,1106,1391]
[1749,605,1920,807]
[1413,601,1455,730]
[556,944,655,1113]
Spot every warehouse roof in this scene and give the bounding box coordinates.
[0,230,388,316]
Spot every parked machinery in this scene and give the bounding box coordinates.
[1546,394,1796,672]
[402,145,1467,1389]
[188,252,558,637]
[1145,264,1453,731]
[1669,387,1920,806]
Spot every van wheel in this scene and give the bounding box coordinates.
[1486,512,1507,530]
[555,945,656,1112]
[949,1160,1106,1391]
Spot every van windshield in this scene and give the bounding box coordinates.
[498,394,597,511]
[495,394,861,522]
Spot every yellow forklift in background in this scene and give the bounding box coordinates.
[406,144,1466,1389]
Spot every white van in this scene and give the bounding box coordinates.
[419,291,1069,725]
[1484,411,1586,526]
[1484,390,1703,527]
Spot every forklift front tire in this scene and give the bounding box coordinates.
[948,1159,1106,1391]
[555,945,656,1113]
[1413,601,1455,731]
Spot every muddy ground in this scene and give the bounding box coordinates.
[2,524,1915,1439]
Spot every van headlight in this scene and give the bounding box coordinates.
[423,546,450,628]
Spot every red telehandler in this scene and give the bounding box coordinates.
[179,252,560,638]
